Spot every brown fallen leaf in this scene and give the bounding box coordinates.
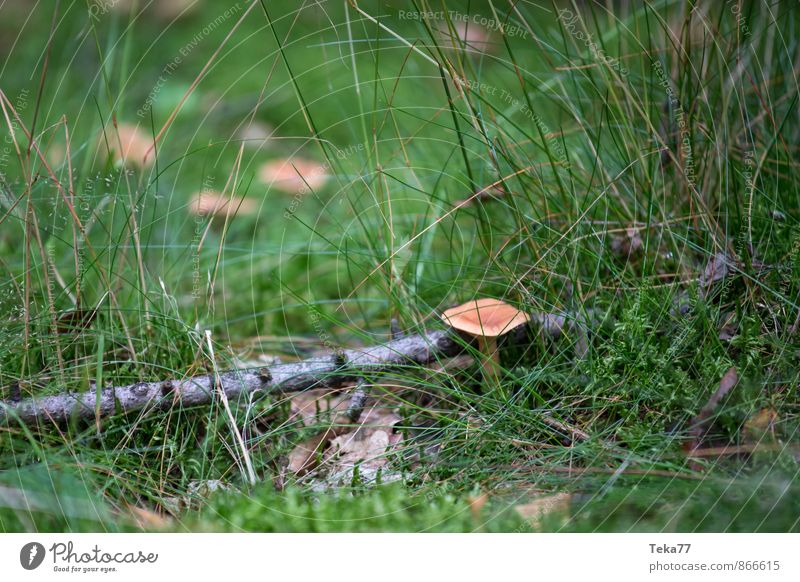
[126,504,171,530]
[288,428,338,476]
[328,429,395,471]
[610,228,643,258]
[718,311,737,340]
[258,157,328,194]
[285,392,405,482]
[685,366,739,457]
[289,388,351,427]
[160,479,234,515]
[285,388,367,477]
[515,493,571,530]
[468,492,489,520]
[718,366,739,393]
[320,404,404,484]
[699,251,736,295]
[354,404,402,434]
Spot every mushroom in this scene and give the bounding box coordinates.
[441,298,530,388]
[237,121,274,149]
[188,191,257,218]
[105,0,202,20]
[436,21,496,54]
[258,157,328,194]
[98,123,155,169]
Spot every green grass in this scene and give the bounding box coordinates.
[0,0,799,532]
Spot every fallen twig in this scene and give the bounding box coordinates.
[0,308,597,429]
[540,414,592,443]
[0,330,463,428]
[345,378,369,423]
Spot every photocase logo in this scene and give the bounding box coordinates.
[20,542,46,570]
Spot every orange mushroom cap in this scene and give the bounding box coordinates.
[258,157,328,194]
[188,191,257,217]
[98,124,155,169]
[441,298,530,337]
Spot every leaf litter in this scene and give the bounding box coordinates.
[286,386,406,489]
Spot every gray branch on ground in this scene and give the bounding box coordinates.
[0,330,463,427]
[0,310,593,429]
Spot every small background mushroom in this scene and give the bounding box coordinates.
[97,123,155,169]
[237,121,274,150]
[188,191,257,218]
[258,157,328,194]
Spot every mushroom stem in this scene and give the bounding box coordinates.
[477,335,503,391]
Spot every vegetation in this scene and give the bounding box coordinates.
[0,0,798,532]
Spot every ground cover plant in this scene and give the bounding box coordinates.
[0,0,798,533]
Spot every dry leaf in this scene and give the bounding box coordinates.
[288,428,336,476]
[718,312,737,340]
[611,228,643,258]
[321,404,404,484]
[699,251,735,294]
[686,366,739,455]
[515,493,571,530]
[468,492,488,519]
[289,389,351,427]
[126,504,171,530]
[356,404,402,432]
[286,397,404,483]
[258,157,328,193]
[329,429,395,470]
[161,479,234,515]
[231,353,283,369]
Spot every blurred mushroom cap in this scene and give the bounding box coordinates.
[437,21,495,53]
[238,121,274,149]
[104,0,201,20]
[258,157,328,194]
[189,191,257,217]
[441,298,530,337]
[98,124,154,169]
